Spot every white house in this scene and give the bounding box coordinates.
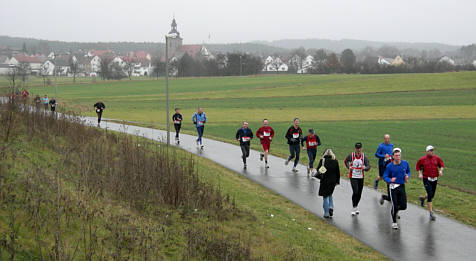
[438,56,455,66]
[41,60,55,75]
[298,55,314,74]
[90,56,101,74]
[263,56,288,72]
[377,56,393,65]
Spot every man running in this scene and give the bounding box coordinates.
[21,89,29,99]
[384,148,410,229]
[417,145,445,221]
[256,119,274,168]
[285,118,302,172]
[172,108,183,144]
[93,100,106,126]
[374,134,394,189]
[344,142,371,216]
[34,95,41,109]
[301,128,321,176]
[236,121,253,169]
[192,107,207,149]
[42,95,49,110]
[49,97,57,112]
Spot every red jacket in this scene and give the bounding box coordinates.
[416,155,444,178]
[256,126,274,143]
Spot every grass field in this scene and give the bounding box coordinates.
[0,107,384,260]
[6,71,476,226]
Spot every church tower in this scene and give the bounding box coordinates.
[167,18,183,56]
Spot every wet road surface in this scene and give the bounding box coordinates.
[85,118,476,261]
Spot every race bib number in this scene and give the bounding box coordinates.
[198,121,204,126]
[390,183,401,189]
[428,177,438,182]
[263,131,270,137]
[242,136,250,142]
[173,120,181,124]
[308,141,317,146]
[292,133,299,139]
[96,109,101,113]
[52,104,56,107]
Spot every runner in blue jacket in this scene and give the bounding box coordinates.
[383,148,410,230]
[192,107,207,149]
[374,134,394,190]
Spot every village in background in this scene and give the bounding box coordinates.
[1,18,476,83]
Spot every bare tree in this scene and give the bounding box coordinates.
[69,56,78,83]
[99,57,111,80]
[123,58,135,80]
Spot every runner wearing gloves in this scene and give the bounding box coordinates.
[344,142,371,216]
[192,107,207,149]
[301,128,321,176]
[236,121,253,169]
[285,118,303,172]
[172,108,183,144]
[383,148,410,230]
[417,145,445,221]
[256,119,274,168]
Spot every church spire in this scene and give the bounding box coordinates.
[169,18,180,36]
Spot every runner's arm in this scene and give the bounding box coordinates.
[375,145,384,159]
[344,154,352,169]
[383,167,392,183]
[300,136,307,147]
[316,135,321,146]
[363,155,371,171]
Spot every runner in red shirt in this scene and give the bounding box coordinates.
[416,145,445,221]
[256,119,274,168]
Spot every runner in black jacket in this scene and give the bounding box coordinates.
[285,118,302,172]
[172,108,183,143]
[236,121,253,169]
[94,100,106,126]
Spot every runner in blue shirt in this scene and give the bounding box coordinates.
[383,148,410,230]
[192,107,207,149]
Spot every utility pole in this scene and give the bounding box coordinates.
[165,35,170,146]
[54,53,57,99]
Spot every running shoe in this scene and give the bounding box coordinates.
[265,163,269,169]
[244,164,247,170]
[307,167,310,174]
[430,212,436,221]
[373,179,379,190]
[196,140,199,146]
[323,214,330,219]
[419,196,425,207]
[379,196,385,205]
[392,223,399,230]
[329,208,334,217]
[292,167,298,172]
[284,159,290,165]
[260,153,264,161]
[351,208,357,216]
[355,208,360,215]
[200,145,204,150]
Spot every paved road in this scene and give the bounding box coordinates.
[85,117,475,261]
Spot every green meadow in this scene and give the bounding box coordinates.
[8,71,476,226]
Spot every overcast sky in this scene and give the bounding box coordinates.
[0,0,474,45]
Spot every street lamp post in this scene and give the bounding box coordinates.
[54,54,57,99]
[165,35,170,146]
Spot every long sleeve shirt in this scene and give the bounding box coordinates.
[192,112,207,127]
[236,128,253,145]
[416,155,444,178]
[375,142,394,166]
[172,113,183,125]
[384,160,411,184]
[256,126,274,143]
[285,126,302,145]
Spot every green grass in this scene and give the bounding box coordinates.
[10,71,476,226]
[0,120,385,260]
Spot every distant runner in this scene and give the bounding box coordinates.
[34,95,41,109]
[301,128,321,176]
[49,97,57,112]
[374,134,394,205]
[42,95,49,110]
[417,145,445,221]
[256,119,274,168]
[93,100,106,126]
[172,108,183,144]
[285,118,303,172]
[344,142,371,216]
[384,148,410,229]
[236,121,253,169]
[192,107,207,149]
[21,89,29,99]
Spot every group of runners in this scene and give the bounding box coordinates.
[93,105,444,230]
[32,94,57,112]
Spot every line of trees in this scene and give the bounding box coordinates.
[153,52,264,78]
